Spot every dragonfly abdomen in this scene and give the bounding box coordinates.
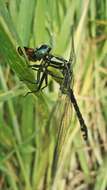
[68,88,88,140]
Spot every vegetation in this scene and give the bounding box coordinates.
[0,0,107,189]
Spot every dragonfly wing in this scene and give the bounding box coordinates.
[69,26,76,65]
[48,93,72,177]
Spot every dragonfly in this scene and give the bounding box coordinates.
[18,37,88,141]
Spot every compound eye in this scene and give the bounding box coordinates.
[34,44,52,54]
[41,44,48,48]
[39,44,50,50]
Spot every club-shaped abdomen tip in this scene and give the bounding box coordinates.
[17,47,23,56]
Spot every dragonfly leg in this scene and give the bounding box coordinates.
[27,64,44,84]
[28,64,41,68]
[28,59,46,68]
[36,67,42,84]
[25,72,47,96]
[41,73,48,90]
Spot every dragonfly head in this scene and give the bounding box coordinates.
[18,44,52,62]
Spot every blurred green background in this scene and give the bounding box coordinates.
[0,0,107,189]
